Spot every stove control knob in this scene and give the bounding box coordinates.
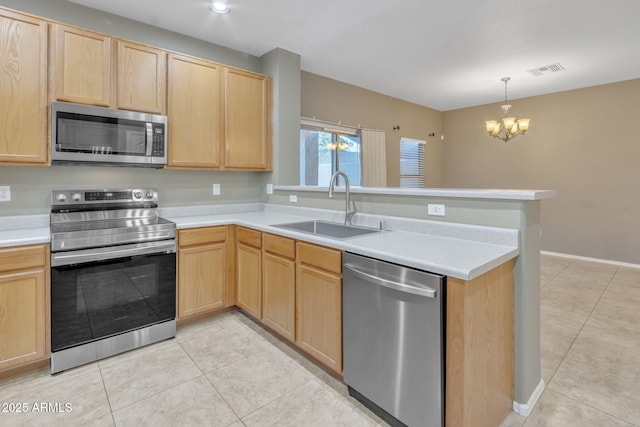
[145,191,155,199]
[133,191,143,199]
[56,193,67,202]
[72,193,82,202]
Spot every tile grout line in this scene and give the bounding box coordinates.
[539,255,575,289]
[186,318,327,425]
[99,339,208,418]
[237,377,318,424]
[177,315,261,423]
[96,362,117,426]
[549,263,618,368]
[534,388,638,427]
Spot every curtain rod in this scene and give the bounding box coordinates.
[300,116,382,133]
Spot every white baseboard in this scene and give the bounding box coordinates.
[541,251,640,269]
[513,378,545,417]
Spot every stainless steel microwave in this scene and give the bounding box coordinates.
[51,102,168,168]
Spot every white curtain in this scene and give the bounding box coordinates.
[361,129,387,187]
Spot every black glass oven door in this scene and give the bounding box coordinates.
[51,251,176,353]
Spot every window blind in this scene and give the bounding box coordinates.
[399,138,425,188]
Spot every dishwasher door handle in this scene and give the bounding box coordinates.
[343,263,437,298]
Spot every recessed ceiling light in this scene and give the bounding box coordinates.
[209,2,230,14]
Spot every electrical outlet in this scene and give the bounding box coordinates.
[289,195,297,203]
[266,184,273,195]
[428,203,445,216]
[212,183,221,195]
[0,186,10,202]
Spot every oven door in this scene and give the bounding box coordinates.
[51,240,176,354]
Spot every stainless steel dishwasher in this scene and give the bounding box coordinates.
[342,252,445,427]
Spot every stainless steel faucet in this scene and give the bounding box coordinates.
[328,171,356,226]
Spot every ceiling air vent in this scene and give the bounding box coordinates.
[527,63,565,77]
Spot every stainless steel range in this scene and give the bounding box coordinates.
[50,189,176,374]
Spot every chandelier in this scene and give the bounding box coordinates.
[484,77,530,142]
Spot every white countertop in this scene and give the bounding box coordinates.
[0,204,519,280]
[0,214,50,248]
[164,204,519,280]
[0,227,51,248]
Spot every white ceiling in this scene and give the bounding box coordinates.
[68,0,640,111]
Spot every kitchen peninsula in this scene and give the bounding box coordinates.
[1,187,554,426]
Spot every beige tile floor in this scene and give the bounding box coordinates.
[1,254,639,426]
[501,254,640,427]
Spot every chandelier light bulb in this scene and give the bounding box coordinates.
[518,118,531,132]
[502,117,516,129]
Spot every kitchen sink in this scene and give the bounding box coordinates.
[273,220,380,239]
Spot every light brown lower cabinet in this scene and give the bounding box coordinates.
[177,226,228,319]
[0,244,49,374]
[446,260,515,427]
[233,229,342,374]
[235,227,262,319]
[261,233,295,342]
[295,242,342,373]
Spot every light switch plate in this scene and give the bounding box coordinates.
[212,183,221,195]
[266,184,273,195]
[0,186,10,202]
[289,195,297,203]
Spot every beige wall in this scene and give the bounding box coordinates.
[301,72,444,187]
[443,79,640,264]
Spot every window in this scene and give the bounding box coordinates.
[399,138,425,188]
[300,122,361,186]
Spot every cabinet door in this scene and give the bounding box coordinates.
[51,24,111,107]
[178,242,226,318]
[0,10,48,165]
[167,54,223,168]
[224,68,271,170]
[296,264,342,373]
[262,253,295,341]
[0,269,47,371]
[236,243,261,318]
[117,40,166,114]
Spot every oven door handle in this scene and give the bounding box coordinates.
[51,240,176,267]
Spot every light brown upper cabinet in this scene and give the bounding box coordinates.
[50,24,111,107]
[167,53,223,168]
[116,40,166,114]
[224,68,272,170]
[50,24,167,114]
[0,9,48,165]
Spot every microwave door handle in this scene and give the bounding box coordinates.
[145,123,153,156]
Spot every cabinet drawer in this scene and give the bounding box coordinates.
[297,242,341,275]
[179,226,226,247]
[237,227,262,248]
[0,245,46,273]
[263,233,294,259]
